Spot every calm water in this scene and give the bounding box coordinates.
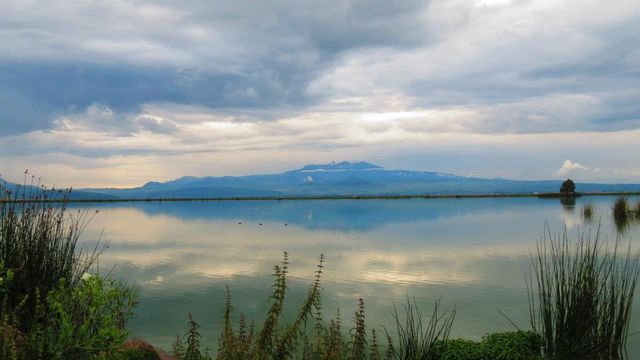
[77,196,640,353]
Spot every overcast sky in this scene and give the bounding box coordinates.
[1,0,639,187]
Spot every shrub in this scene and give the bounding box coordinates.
[432,332,541,360]
[432,339,482,359]
[0,177,102,329]
[481,331,540,359]
[21,275,137,359]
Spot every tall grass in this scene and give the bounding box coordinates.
[385,299,455,360]
[612,197,640,232]
[0,174,101,329]
[528,227,640,359]
[581,202,595,221]
[613,197,630,222]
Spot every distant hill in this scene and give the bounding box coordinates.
[0,179,119,200]
[71,161,640,200]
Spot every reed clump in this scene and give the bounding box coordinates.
[613,197,630,222]
[386,298,455,359]
[612,197,640,232]
[581,202,595,221]
[528,228,640,359]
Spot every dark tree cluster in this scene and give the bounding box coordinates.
[560,179,576,195]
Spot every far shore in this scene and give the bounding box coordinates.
[3,191,640,203]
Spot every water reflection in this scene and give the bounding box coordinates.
[76,196,640,352]
[559,196,576,208]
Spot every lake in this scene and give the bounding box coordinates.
[77,195,640,354]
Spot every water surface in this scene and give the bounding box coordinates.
[77,196,640,353]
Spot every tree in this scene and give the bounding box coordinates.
[560,179,576,195]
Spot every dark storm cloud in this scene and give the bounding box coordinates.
[0,62,315,135]
[0,0,433,136]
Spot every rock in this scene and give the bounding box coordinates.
[121,338,177,360]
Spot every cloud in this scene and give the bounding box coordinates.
[556,160,589,178]
[135,115,179,134]
[1,0,639,136]
[0,0,640,184]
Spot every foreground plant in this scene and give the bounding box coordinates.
[386,298,455,359]
[528,227,639,359]
[0,173,137,359]
[581,202,595,221]
[611,197,640,232]
[173,253,463,360]
[0,175,102,329]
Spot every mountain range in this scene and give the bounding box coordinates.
[3,161,640,200]
[79,161,640,199]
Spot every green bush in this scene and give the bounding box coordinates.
[481,331,541,360]
[1,275,137,360]
[432,332,541,360]
[433,339,483,359]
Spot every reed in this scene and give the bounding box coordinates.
[581,202,595,220]
[613,197,629,221]
[0,173,101,329]
[385,298,455,360]
[528,227,639,359]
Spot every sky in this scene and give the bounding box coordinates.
[1,0,639,187]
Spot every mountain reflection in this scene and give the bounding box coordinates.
[75,196,639,351]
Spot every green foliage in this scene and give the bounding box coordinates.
[432,339,483,359]
[386,298,455,360]
[559,179,576,195]
[21,276,136,359]
[481,331,541,359]
[0,174,137,359]
[183,312,210,360]
[0,274,137,360]
[350,298,367,360]
[0,176,102,330]
[528,228,639,359]
[174,254,463,360]
[581,202,595,221]
[612,196,640,232]
[432,332,541,360]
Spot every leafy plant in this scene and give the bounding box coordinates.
[431,331,541,360]
[0,174,102,330]
[22,275,137,359]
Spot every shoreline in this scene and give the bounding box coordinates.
[3,191,640,203]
